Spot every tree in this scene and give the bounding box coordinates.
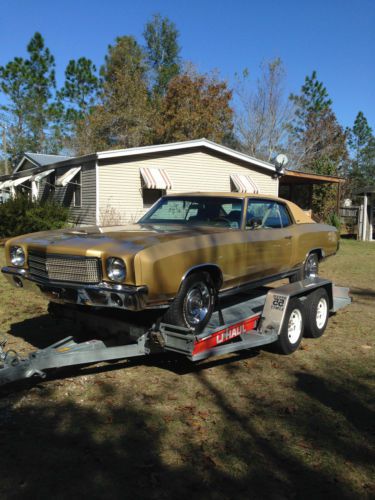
[144,14,181,96]
[154,69,233,144]
[75,36,152,153]
[58,57,98,125]
[347,111,375,192]
[288,71,347,172]
[0,32,57,165]
[235,58,292,161]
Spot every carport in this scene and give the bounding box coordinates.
[279,170,344,214]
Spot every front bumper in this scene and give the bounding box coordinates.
[1,266,149,311]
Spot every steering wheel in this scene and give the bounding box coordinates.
[212,217,232,227]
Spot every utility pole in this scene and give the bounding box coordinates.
[2,128,9,175]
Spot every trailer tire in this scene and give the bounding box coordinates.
[163,271,216,332]
[275,298,305,354]
[304,288,329,338]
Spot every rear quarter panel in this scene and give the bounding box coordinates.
[291,223,338,268]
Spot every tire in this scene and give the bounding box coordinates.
[304,288,329,338]
[163,271,216,332]
[275,298,305,354]
[290,252,319,283]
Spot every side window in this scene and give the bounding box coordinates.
[246,200,284,229]
[73,171,82,207]
[279,203,292,227]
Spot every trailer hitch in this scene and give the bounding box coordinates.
[0,338,47,386]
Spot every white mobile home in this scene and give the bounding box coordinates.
[0,139,279,225]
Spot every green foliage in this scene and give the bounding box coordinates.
[59,57,98,124]
[288,70,347,186]
[326,211,341,230]
[75,36,152,153]
[347,111,375,193]
[0,195,70,238]
[0,32,58,165]
[310,157,338,221]
[144,13,181,95]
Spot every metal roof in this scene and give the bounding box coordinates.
[14,153,73,173]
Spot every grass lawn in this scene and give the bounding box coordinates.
[0,240,374,499]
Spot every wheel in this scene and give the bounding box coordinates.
[275,298,305,354]
[163,272,216,332]
[304,288,329,338]
[290,252,319,282]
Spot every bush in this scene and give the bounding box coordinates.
[0,195,70,238]
[326,211,341,231]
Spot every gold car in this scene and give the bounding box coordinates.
[2,193,339,331]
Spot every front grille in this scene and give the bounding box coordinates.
[28,251,101,284]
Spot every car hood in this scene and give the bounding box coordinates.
[8,224,231,257]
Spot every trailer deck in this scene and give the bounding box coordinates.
[0,277,351,387]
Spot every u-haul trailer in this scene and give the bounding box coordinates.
[0,277,351,387]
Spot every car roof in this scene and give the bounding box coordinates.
[165,192,282,201]
[163,192,315,224]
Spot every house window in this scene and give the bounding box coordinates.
[143,189,164,208]
[72,171,82,207]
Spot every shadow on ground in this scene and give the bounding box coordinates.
[0,365,373,500]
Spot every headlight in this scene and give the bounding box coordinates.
[106,257,126,282]
[10,246,25,267]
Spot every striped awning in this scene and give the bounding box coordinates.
[56,166,81,187]
[33,169,55,182]
[230,173,259,194]
[140,167,172,190]
[13,175,32,187]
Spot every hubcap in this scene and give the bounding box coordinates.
[316,298,328,329]
[304,255,318,278]
[287,308,303,344]
[184,282,211,326]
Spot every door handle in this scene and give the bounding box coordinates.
[284,235,292,239]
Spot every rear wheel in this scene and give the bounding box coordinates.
[290,252,319,282]
[304,288,329,338]
[163,272,216,332]
[275,298,305,354]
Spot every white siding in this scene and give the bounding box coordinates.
[98,150,278,223]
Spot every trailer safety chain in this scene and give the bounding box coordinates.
[0,338,21,367]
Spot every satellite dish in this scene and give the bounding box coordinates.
[275,154,288,167]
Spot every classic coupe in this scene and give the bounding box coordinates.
[2,193,339,331]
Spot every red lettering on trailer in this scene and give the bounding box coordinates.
[192,314,261,356]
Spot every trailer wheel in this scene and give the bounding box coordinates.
[163,271,216,332]
[275,298,305,354]
[304,288,329,338]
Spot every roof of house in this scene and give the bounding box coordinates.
[1,139,277,183]
[14,152,72,173]
[96,138,276,173]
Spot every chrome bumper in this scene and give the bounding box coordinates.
[1,266,149,311]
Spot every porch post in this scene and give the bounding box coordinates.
[362,192,368,241]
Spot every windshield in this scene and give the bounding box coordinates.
[139,196,244,229]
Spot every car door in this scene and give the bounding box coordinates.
[244,199,293,280]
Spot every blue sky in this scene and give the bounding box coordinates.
[1,0,374,130]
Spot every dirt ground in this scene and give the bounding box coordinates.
[0,240,374,500]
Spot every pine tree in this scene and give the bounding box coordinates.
[75,36,151,153]
[347,111,375,191]
[0,32,57,165]
[59,57,98,125]
[144,14,181,96]
[288,71,347,172]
